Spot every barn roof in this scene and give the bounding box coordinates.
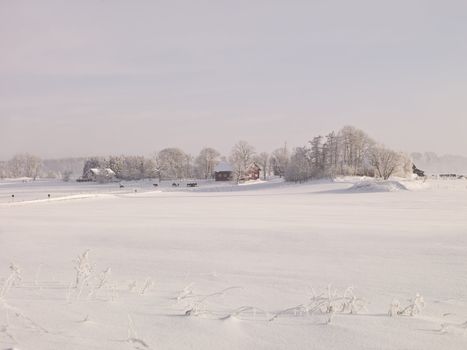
[248,162,261,170]
[89,168,116,176]
[214,161,233,172]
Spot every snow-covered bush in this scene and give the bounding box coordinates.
[388,293,425,316]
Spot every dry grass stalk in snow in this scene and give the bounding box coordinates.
[270,286,366,322]
[140,278,154,295]
[0,264,22,300]
[388,293,425,317]
[127,314,150,348]
[183,286,243,317]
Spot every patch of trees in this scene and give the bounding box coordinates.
[81,147,223,182]
[0,153,42,179]
[229,141,256,183]
[0,156,87,180]
[284,126,412,182]
[82,156,156,181]
[195,147,221,179]
[270,146,289,178]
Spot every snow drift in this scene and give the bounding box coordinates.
[348,180,408,192]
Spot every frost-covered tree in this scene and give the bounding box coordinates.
[117,156,152,180]
[195,147,220,179]
[7,153,42,179]
[156,148,189,180]
[254,152,270,180]
[24,154,42,180]
[107,156,125,178]
[184,153,195,179]
[283,126,405,182]
[323,132,339,176]
[95,155,157,180]
[270,146,289,177]
[229,141,255,183]
[395,152,413,178]
[7,155,24,178]
[309,136,324,177]
[337,126,374,176]
[370,145,401,180]
[285,146,312,182]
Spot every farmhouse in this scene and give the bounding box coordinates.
[80,168,116,182]
[214,161,233,181]
[213,162,262,182]
[245,162,261,180]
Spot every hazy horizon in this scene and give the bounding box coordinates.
[2,137,467,163]
[1,0,467,160]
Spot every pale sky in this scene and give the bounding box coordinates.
[1,0,467,160]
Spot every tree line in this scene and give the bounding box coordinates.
[1,126,412,182]
[285,126,412,182]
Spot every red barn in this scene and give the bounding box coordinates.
[245,163,261,180]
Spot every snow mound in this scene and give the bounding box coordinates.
[348,180,408,193]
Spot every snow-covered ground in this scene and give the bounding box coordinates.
[1,178,467,349]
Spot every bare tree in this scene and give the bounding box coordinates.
[370,145,401,180]
[24,154,42,180]
[229,141,255,183]
[184,153,194,179]
[255,152,269,180]
[270,145,289,178]
[7,153,42,179]
[195,147,220,179]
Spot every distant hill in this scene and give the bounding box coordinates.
[411,152,467,175]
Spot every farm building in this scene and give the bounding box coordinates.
[214,162,233,181]
[80,168,116,182]
[214,162,262,182]
[245,162,261,180]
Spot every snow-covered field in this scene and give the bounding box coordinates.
[1,178,467,349]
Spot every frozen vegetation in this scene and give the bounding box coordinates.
[0,177,467,349]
